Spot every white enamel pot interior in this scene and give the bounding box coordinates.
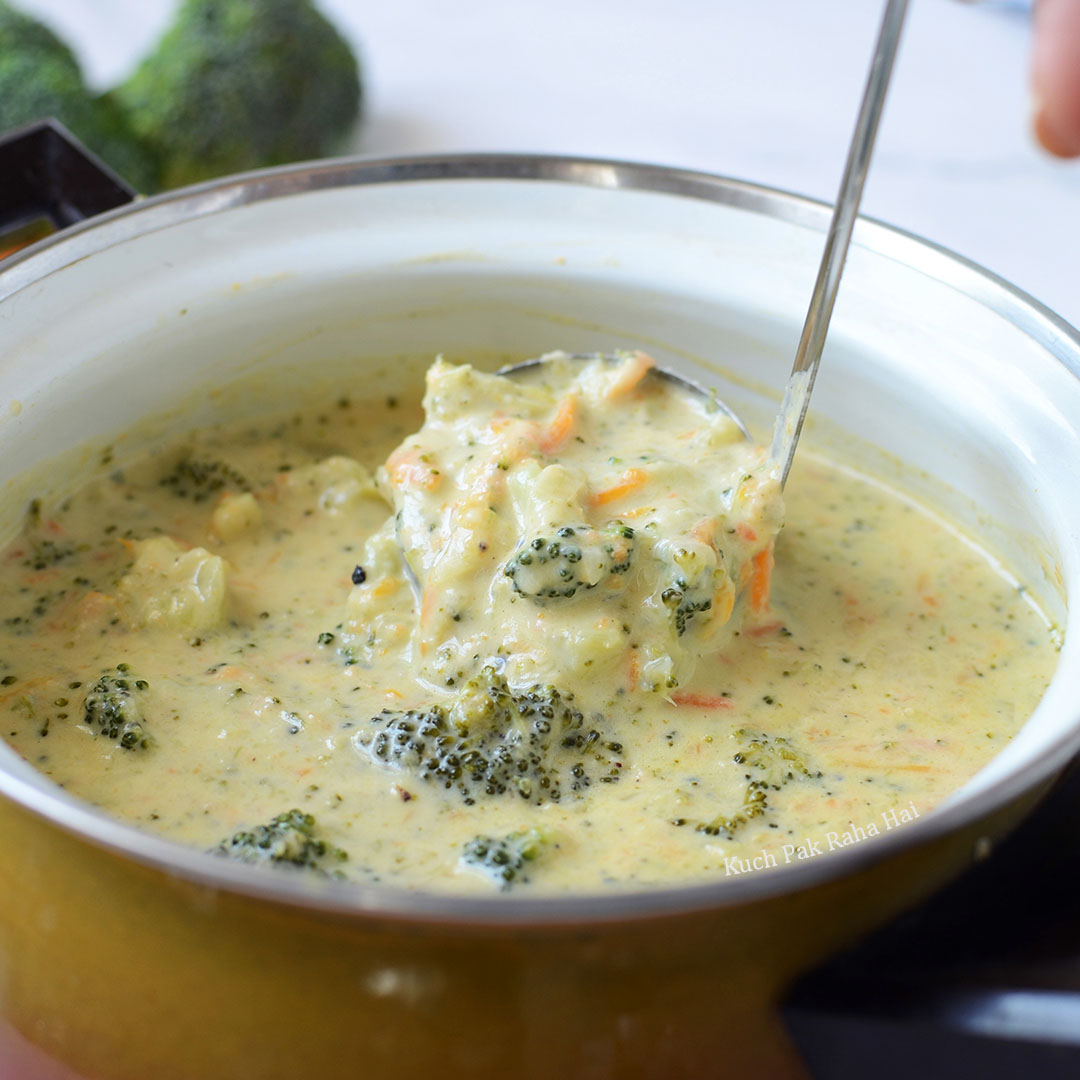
[0,154,1078,922]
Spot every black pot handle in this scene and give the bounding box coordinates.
[0,118,136,259]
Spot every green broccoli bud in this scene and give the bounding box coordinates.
[459,828,550,891]
[504,522,634,600]
[159,456,249,502]
[661,580,714,636]
[356,666,624,806]
[214,808,347,872]
[0,3,158,192]
[657,543,719,636]
[693,729,821,837]
[83,665,151,749]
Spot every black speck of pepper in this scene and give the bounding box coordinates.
[1,675,16,686]
[351,566,367,585]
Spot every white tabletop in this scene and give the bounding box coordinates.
[20,0,1080,329]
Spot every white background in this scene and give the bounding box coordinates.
[17,0,1080,327]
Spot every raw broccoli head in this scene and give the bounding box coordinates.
[355,666,624,806]
[504,522,634,601]
[215,808,347,872]
[0,1,79,65]
[459,828,550,891]
[83,665,151,749]
[0,3,158,191]
[116,0,362,189]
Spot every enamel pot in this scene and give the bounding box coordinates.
[0,125,1078,1080]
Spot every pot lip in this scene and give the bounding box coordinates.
[1,149,1078,926]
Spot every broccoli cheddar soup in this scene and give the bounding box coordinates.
[0,353,1059,893]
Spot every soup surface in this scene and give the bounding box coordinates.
[0,354,1059,893]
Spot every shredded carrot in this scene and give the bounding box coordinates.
[23,569,60,586]
[44,590,119,632]
[0,675,51,706]
[746,620,783,638]
[213,665,254,683]
[606,352,655,400]
[386,448,441,492]
[628,650,640,692]
[670,691,733,709]
[393,462,441,492]
[418,585,442,632]
[371,577,400,599]
[690,517,717,548]
[749,542,773,613]
[714,583,736,626]
[736,522,758,543]
[590,467,648,507]
[538,394,577,454]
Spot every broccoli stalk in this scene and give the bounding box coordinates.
[215,808,347,873]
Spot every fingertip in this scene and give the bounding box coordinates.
[1032,0,1080,157]
[1033,99,1080,158]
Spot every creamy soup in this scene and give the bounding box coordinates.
[0,354,1059,893]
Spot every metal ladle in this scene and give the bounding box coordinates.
[500,0,909,489]
[400,0,907,595]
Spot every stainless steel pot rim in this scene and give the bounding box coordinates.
[0,150,1077,926]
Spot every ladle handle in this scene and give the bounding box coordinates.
[771,0,909,487]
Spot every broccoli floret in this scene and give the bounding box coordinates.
[159,456,249,502]
[115,0,362,189]
[661,580,714,636]
[0,3,158,192]
[657,544,718,636]
[459,828,551,891]
[693,729,821,837]
[504,522,634,600]
[214,808,347,873]
[0,2,80,67]
[85,92,161,193]
[83,665,151,749]
[356,666,624,805]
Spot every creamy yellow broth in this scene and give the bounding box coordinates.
[0,356,1059,893]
